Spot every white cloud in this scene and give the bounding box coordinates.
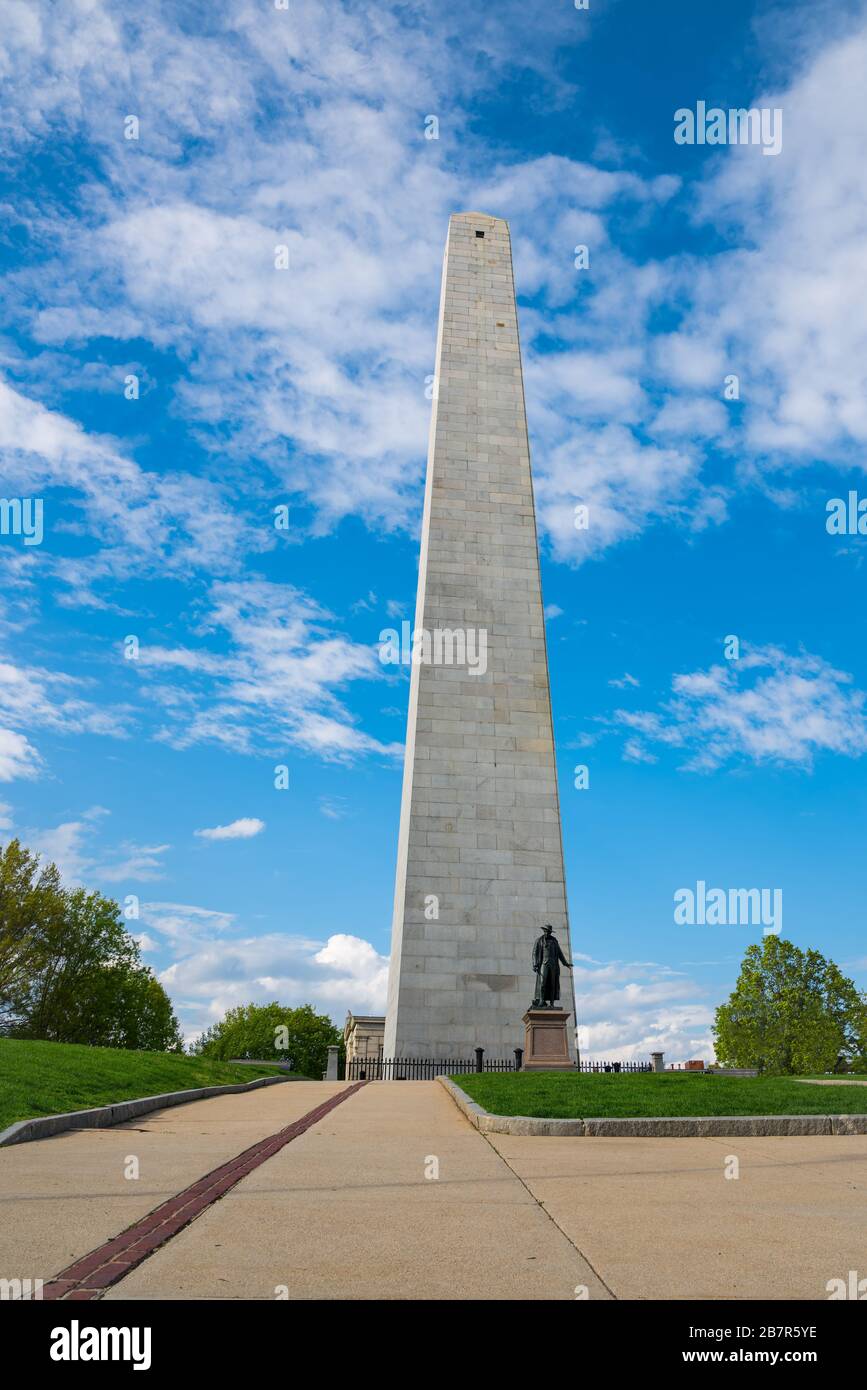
[132,932,160,953]
[648,394,729,442]
[0,727,41,782]
[0,377,269,604]
[574,956,716,1064]
[139,901,237,948]
[97,844,171,882]
[506,22,867,562]
[21,810,170,885]
[195,817,265,841]
[0,1,694,569]
[677,24,867,466]
[2,2,867,592]
[313,934,390,998]
[535,424,702,565]
[615,645,867,772]
[622,737,658,766]
[0,655,129,738]
[140,578,403,763]
[158,928,389,1043]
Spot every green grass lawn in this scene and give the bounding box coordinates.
[0,1038,290,1131]
[451,1071,867,1118]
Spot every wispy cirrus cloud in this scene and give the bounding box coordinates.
[0,0,702,569]
[2,1,867,589]
[136,578,403,763]
[11,806,170,885]
[684,26,867,465]
[138,901,237,949]
[0,655,128,737]
[0,377,271,607]
[0,651,130,782]
[612,645,867,772]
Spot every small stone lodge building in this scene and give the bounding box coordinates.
[343,1013,385,1067]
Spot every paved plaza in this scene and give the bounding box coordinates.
[2,1081,864,1300]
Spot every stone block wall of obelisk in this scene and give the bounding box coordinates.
[384,212,577,1062]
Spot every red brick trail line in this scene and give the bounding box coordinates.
[42,1082,367,1301]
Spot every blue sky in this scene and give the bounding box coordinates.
[1,0,866,1059]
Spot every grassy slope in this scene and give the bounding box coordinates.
[452,1071,867,1118]
[0,1038,288,1131]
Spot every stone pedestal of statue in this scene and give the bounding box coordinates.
[521,1008,576,1070]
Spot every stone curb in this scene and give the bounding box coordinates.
[0,1074,292,1149]
[438,1077,584,1136]
[437,1077,867,1138]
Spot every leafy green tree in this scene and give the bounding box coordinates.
[192,1001,341,1077]
[0,839,64,1024]
[118,970,184,1052]
[63,960,183,1052]
[13,886,138,1041]
[714,936,867,1074]
[1,838,182,1051]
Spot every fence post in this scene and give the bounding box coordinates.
[474,1046,484,1073]
[514,1047,523,1072]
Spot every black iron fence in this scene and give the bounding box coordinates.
[578,1061,652,1073]
[346,1056,519,1081]
[346,1054,652,1080]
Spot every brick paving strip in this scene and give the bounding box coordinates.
[41,1082,366,1301]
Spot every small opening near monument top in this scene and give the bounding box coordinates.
[475,230,484,237]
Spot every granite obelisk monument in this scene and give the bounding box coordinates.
[384,212,577,1062]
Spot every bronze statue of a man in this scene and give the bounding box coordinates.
[532,924,573,1008]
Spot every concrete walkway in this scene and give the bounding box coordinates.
[3,1080,865,1300]
[0,1080,344,1287]
[103,1080,607,1300]
[488,1131,867,1300]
